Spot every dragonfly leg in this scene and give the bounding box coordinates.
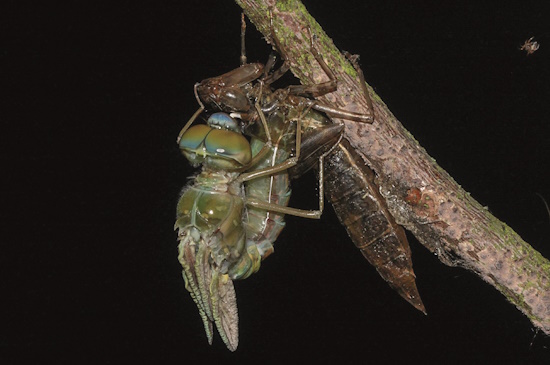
[232,82,276,173]
[176,101,204,144]
[176,83,208,143]
[238,100,306,182]
[267,10,336,98]
[260,9,291,86]
[239,111,335,219]
[267,11,373,123]
[240,13,247,66]
[344,51,375,122]
[302,48,374,122]
[243,151,328,220]
[286,30,338,98]
[262,53,290,86]
[237,155,298,183]
[240,11,286,86]
[302,99,373,123]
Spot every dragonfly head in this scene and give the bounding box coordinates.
[178,113,252,170]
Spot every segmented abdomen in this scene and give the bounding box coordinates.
[175,180,245,351]
[323,138,425,313]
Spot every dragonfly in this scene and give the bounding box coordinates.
[176,104,343,351]
[175,12,424,351]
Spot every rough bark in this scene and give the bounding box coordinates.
[235,0,550,333]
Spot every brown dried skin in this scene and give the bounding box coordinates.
[323,138,426,314]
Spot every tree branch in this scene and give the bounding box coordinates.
[235,0,550,333]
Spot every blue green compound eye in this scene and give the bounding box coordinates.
[178,121,252,169]
[204,129,251,165]
[178,124,211,151]
[207,112,240,133]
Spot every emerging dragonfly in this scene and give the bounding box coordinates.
[175,13,423,351]
[176,109,332,351]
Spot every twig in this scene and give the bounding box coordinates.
[235,0,550,334]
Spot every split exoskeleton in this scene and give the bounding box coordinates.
[175,12,423,352]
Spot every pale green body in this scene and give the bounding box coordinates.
[175,114,295,351]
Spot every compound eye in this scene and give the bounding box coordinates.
[178,124,211,151]
[207,113,240,133]
[205,129,252,165]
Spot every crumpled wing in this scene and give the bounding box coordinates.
[211,271,239,351]
[177,226,240,351]
[177,233,214,344]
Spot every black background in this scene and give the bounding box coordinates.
[4,0,550,363]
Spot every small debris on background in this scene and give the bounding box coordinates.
[520,37,540,55]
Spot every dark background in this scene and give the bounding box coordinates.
[4,0,550,363]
